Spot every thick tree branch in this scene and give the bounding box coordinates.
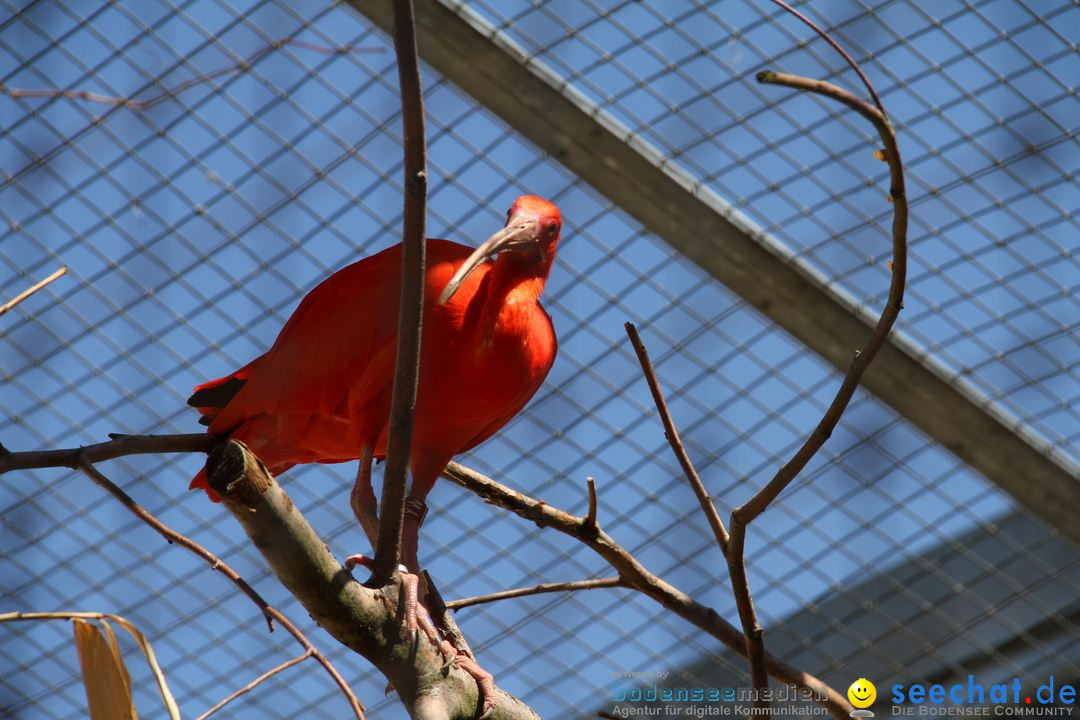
[375,0,429,582]
[206,440,539,720]
[0,431,847,716]
[440,461,852,719]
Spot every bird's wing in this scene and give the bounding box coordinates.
[208,246,404,433]
[208,240,472,435]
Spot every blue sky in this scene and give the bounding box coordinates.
[2,1,1077,718]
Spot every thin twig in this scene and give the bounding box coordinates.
[0,39,381,111]
[447,578,626,610]
[723,526,770,703]
[734,72,905,528]
[75,458,273,628]
[764,0,886,117]
[374,0,428,583]
[584,476,598,531]
[0,266,68,318]
[441,461,853,719]
[196,650,313,720]
[721,70,906,708]
[73,458,366,719]
[624,322,729,555]
[1,611,180,719]
[0,433,217,473]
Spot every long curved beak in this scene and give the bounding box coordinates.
[438,213,542,305]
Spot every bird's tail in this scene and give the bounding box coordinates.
[188,356,262,500]
[187,371,251,426]
[189,468,222,503]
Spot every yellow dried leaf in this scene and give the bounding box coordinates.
[874,148,887,162]
[73,619,138,720]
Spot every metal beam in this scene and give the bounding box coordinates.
[345,0,1080,544]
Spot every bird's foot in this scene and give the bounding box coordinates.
[449,646,497,720]
[343,554,449,660]
[344,554,495,716]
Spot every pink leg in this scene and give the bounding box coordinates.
[344,495,444,653]
[455,652,496,720]
[343,553,449,661]
[349,446,379,549]
[401,495,428,574]
[347,494,495,716]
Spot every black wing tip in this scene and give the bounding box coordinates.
[187,376,246,409]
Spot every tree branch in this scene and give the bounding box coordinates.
[735,71,907,528]
[0,433,217,472]
[446,578,627,611]
[584,476,598,533]
[764,0,885,116]
[440,461,852,719]
[375,0,429,582]
[718,69,907,707]
[0,610,179,719]
[421,571,476,661]
[196,650,313,720]
[0,265,68,318]
[0,431,848,716]
[624,322,729,555]
[206,440,539,720]
[70,457,366,718]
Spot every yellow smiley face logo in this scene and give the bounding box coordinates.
[848,678,876,709]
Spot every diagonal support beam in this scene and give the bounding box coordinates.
[344,0,1080,545]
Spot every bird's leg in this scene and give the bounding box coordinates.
[452,653,497,720]
[394,494,443,647]
[401,494,427,575]
[349,445,379,549]
[345,492,449,661]
[424,573,498,720]
[404,496,497,718]
[343,553,449,662]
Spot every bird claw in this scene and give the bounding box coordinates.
[344,555,444,649]
[401,570,444,650]
[343,553,374,572]
[452,649,497,720]
[345,554,490,715]
[437,640,458,670]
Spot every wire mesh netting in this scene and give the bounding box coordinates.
[2,1,1078,718]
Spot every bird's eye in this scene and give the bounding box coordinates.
[546,222,558,236]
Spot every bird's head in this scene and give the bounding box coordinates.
[438,195,561,305]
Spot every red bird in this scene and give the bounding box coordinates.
[188,195,561,578]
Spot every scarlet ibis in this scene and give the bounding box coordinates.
[188,195,561,579]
